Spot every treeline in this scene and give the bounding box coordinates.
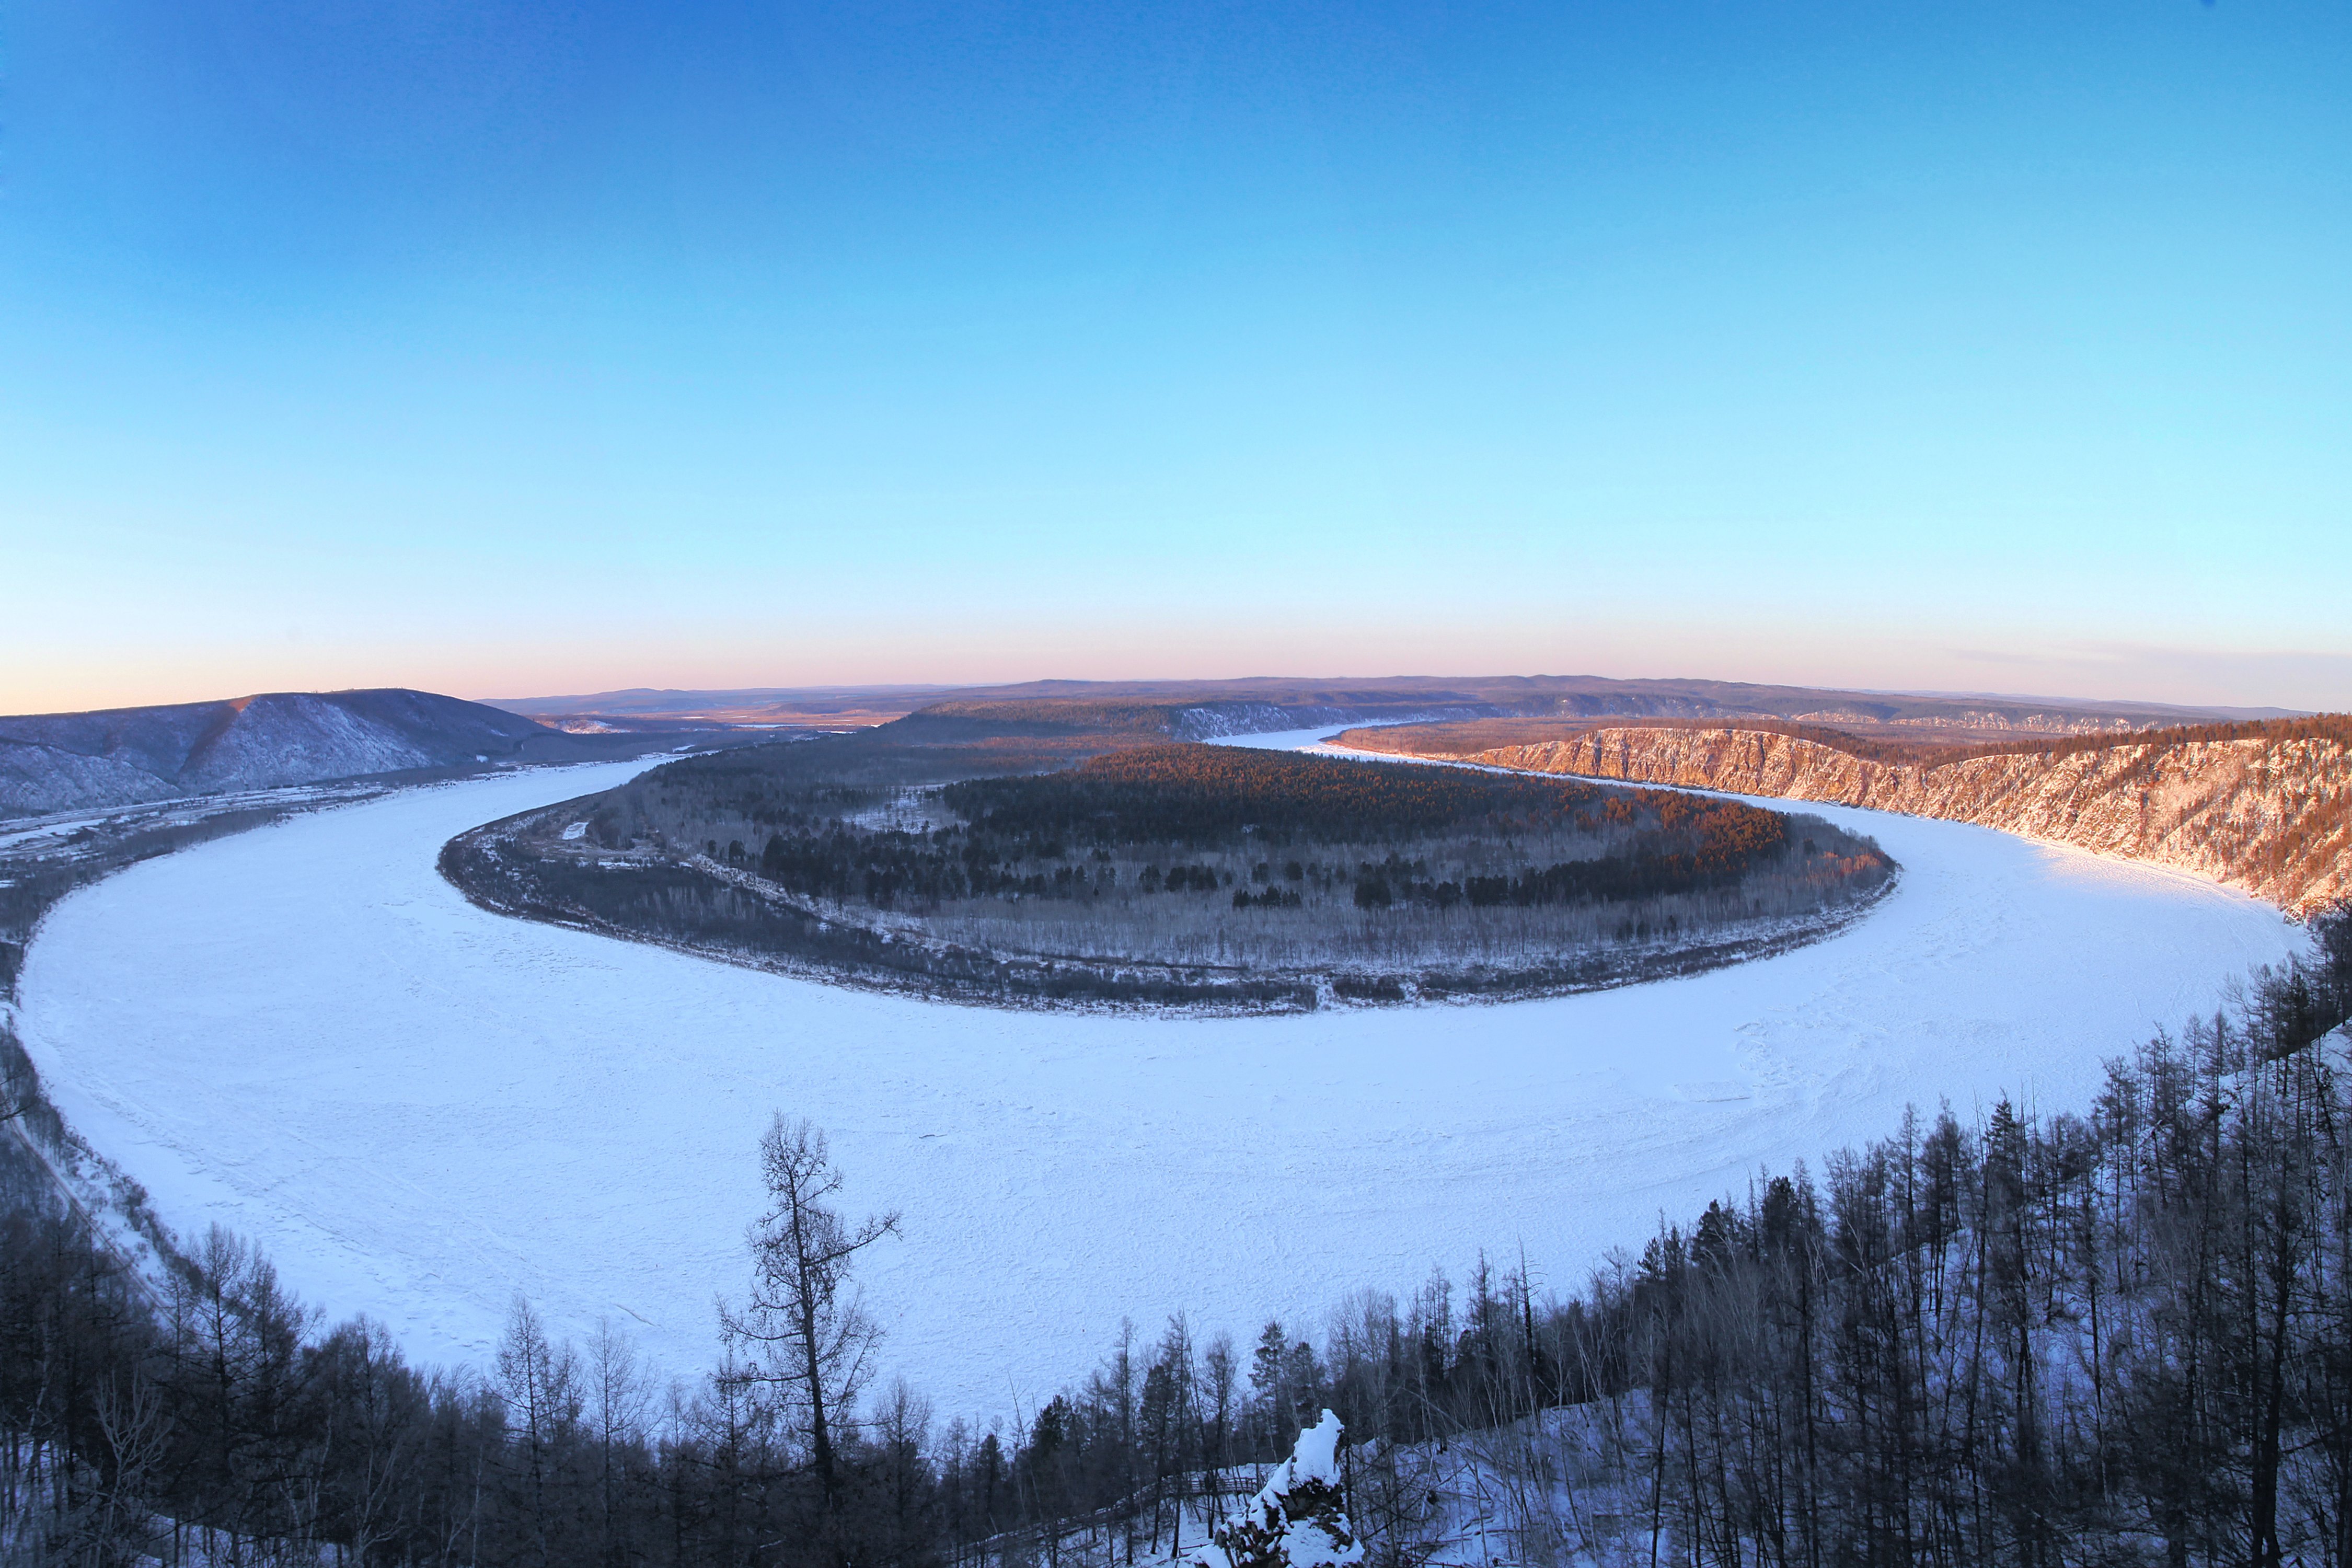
[1362,847,1753,913]
[7,908,2348,1563]
[0,1115,960,1566]
[1799,708,2352,773]
[1953,709,2352,766]
[1508,902,2352,1566]
[440,823,1319,1010]
[751,824,1062,907]
[589,727,1128,856]
[1350,819,1829,914]
[739,748,1793,912]
[741,826,1833,919]
[955,902,2352,1565]
[0,1101,1344,1566]
[943,745,1733,852]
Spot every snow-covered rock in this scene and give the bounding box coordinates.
[1190,1411,1361,1568]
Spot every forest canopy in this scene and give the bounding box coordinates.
[944,745,1768,849]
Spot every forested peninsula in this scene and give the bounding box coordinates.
[441,722,1893,1010]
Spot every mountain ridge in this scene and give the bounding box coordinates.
[0,689,557,818]
[491,674,2284,740]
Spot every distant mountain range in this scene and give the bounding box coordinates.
[8,676,2305,823]
[493,675,2298,742]
[0,689,660,819]
[489,685,973,728]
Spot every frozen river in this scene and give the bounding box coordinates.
[16,740,2297,1422]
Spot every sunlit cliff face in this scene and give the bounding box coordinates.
[1461,727,2352,915]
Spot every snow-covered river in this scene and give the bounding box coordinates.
[16,740,2297,1422]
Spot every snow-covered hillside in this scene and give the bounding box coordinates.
[0,689,553,817]
[14,743,2296,1425]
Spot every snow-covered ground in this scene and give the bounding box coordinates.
[14,742,2297,1425]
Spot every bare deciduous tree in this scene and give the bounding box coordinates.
[498,1294,581,1568]
[720,1114,901,1515]
[586,1316,654,1567]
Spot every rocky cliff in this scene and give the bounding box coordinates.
[1440,727,2352,914]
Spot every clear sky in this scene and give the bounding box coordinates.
[4,1,2347,715]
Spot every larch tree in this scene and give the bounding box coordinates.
[720,1113,901,1517]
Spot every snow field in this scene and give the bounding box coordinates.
[15,745,2297,1424]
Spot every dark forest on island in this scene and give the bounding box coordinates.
[442,736,1893,1011]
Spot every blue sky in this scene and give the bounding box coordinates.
[4,1,2347,712]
